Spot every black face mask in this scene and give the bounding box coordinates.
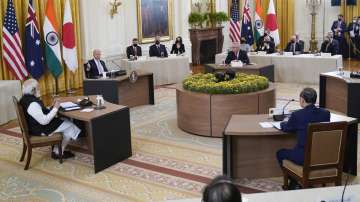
[155,40,160,45]
[133,43,138,47]
[338,18,342,21]
[291,40,295,43]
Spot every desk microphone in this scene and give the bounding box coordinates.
[273,99,295,121]
[111,60,122,69]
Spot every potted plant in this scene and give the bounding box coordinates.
[188,12,205,29]
[215,12,229,26]
[204,12,217,28]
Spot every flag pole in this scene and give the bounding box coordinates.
[67,71,76,94]
[52,77,59,97]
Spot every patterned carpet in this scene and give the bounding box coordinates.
[0,84,359,202]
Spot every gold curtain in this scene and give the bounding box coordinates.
[341,3,360,23]
[260,0,294,49]
[0,0,83,95]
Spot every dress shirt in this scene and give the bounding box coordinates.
[27,102,58,125]
[95,59,105,74]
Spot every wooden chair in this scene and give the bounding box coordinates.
[12,96,63,170]
[282,121,348,189]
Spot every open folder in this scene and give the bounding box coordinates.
[59,102,81,111]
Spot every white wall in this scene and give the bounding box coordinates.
[79,0,342,63]
[79,0,191,63]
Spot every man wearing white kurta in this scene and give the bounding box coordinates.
[20,79,80,159]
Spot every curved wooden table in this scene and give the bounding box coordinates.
[176,83,276,137]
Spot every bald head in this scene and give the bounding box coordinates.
[93,49,102,60]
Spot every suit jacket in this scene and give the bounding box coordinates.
[149,44,168,57]
[225,50,250,64]
[126,45,142,59]
[85,59,108,78]
[284,42,303,53]
[320,39,340,55]
[331,20,347,38]
[280,105,330,162]
[348,22,360,38]
[256,40,276,54]
[256,35,274,49]
[170,44,185,54]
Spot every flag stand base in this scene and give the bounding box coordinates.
[67,88,76,94]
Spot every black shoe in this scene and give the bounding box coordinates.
[51,152,60,160]
[63,151,75,159]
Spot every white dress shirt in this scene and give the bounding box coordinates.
[95,59,105,74]
[27,102,58,125]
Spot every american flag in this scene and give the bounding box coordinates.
[229,0,241,42]
[2,0,28,80]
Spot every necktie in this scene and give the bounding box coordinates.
[133,46,137,56]
[96,60,104,74]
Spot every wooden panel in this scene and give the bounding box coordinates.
[118,76,150,108]
[258,88,276,114]
[176,88,211,136]
[231,135,297,178]
[211,93,259,137]
[325,77,348,114]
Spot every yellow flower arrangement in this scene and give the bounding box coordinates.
[183,73,269,94]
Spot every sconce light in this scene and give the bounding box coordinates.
[110,0,122,19]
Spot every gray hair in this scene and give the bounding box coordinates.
[22,79,39,95]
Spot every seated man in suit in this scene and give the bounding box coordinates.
[20,79,81,159]
[295,34,305,53]
[225,42,250,65]
[320,32,340,56]
[149,35,168,57]
[284,35,303,54]
[126,38,142,59]
[85,49,108,78]
[276,88,330,189]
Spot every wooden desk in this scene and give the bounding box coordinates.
[320,71,360,119]
[203,63,275,82]
[223,114,358,179]
[59,96,132,173]
[83,72,154,108]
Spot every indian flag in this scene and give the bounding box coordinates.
[43,0,63,78]
[62,0,78,73]
[254,0,264,44]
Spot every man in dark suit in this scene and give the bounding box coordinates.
[284,35,303,54]
[149,35,168,57]
[225,43,250,64]
[320,32,340,55]
[126,38,142,59]
[331,14,348,56]
[295,34,305,53]
[85,49,108,79]
[256,29,274,50]
[276,88,330,189]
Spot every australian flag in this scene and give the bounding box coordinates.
[25,0,44,80]
[240,0,254,45]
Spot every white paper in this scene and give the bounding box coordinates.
[81,108,94,113]
[259,122,273,128]
[60,102,78,109]
[64,106,81,111]
[272,122,282,130]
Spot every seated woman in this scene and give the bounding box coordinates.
[19,79,81,159]
[170,36,185,55]
[239,37,251,53]
[202,175,242,202]
[225,42,250,65]
[256,35,276,54]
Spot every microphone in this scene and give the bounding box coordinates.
[111,60,122,70]
[273,99,295,121]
